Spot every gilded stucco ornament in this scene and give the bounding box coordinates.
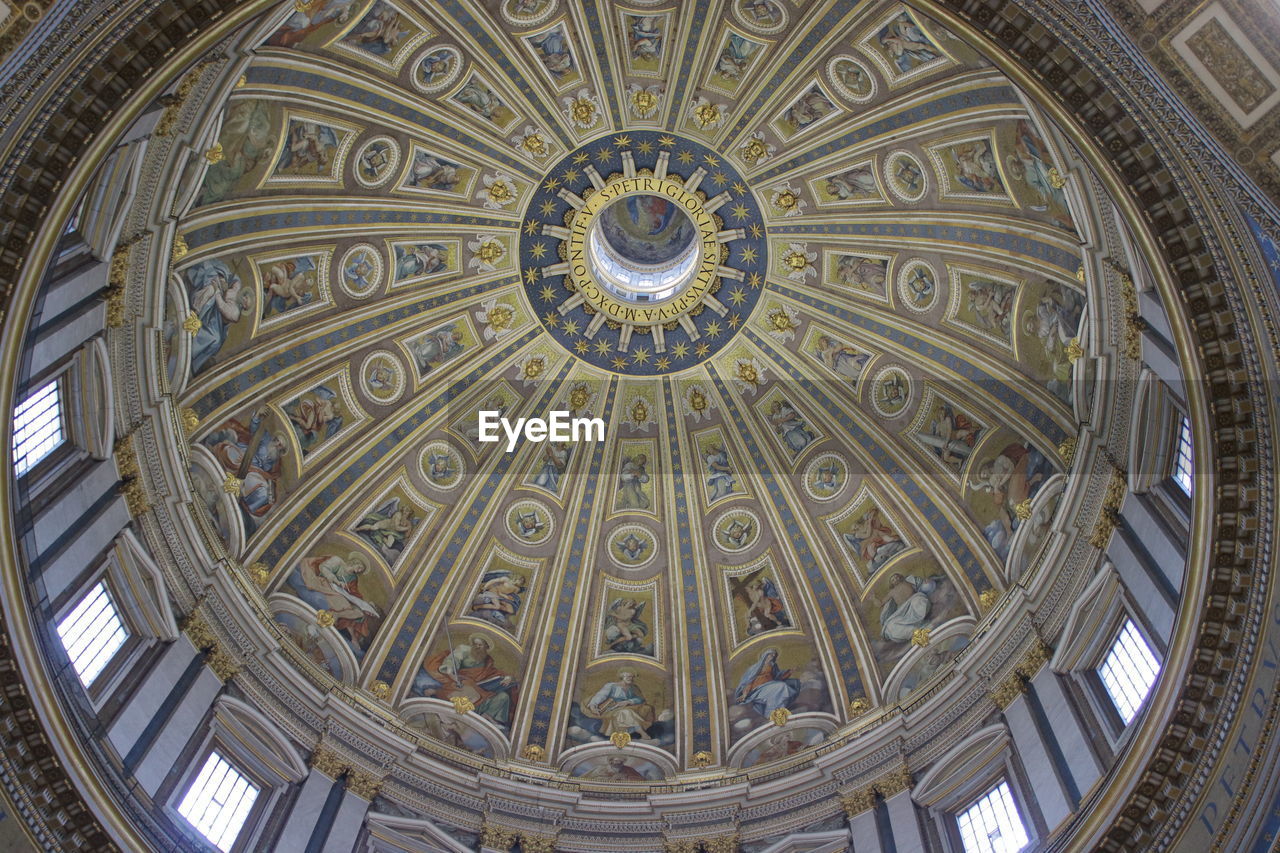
[309,745,346,779]
[345,769,382,800]
[481,824,518,851]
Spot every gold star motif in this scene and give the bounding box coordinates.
[614,135,631,147]
[596,147,612,162]
[543,311,559,328]
[543,176,561,191]
[539,199,557,216]
[595,338,613,355]
[729,288,747,306]
[539,284,556,302]
[704,320,723,338]
[672,341,690,358]
[728,313,742,328]
[748,223,763,238]
[529,241,547,259]
[524,267,541,284]
[658,135,676,147]
[523,219,540,235]
[612,356,629,370]
[695,342,710,357]
[563,167,579,183]
[730,202,750,221]
[703,153,720,167]
[739,246,758,264]
[732,181,747,195]
[631,346,651,364]
[637,140,654,154]
[747,272,762,289]
[655,356,671,371]
[572,152,589,164]
[574,339,590,353]
[562,318,580,335]
[711,171,727,186]
[677,150,695,165]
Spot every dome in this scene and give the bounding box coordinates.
[163,0,1096,782]
[2,0,1279,851]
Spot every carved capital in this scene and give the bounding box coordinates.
[520,832,557,853]
[206,645,240,681]
[841,785,877,816]
[877,766,913,798]
[345,769,382,800]
[309,745,345,779]
[181,610,216,652]
[663,841,699,853]
[991,671,1028,708]
[703,833,739,853]
[522,744,545,762]
[480,824,518,851]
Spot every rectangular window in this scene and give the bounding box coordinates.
[55,582,128,686]
[957,781,1030,853]
[1098,618,1160,724]
[13,380,64,477]
[1171,416,1192,496]
[177,752,260,852]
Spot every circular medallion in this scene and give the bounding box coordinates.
[359,351,406,404]
[732,0,788,34]
[353,136,400,188]
[870,366,913,418]
[827,56,876,103]
[608,524,658,569]
[712,508,761,553]
[520,131,767,374]
[411,45,463,94]
[500,0,558,27]
[506,500,554,545]
[338,244,383,299]
[803,453,849,502]
[420,441,465,490]
[884,150,928,203]
[897,259,938,313]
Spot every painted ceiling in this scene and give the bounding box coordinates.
[165,0,1097,785]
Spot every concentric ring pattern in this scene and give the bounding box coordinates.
[163,0,1098,787]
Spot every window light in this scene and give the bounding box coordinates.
[957,780,1030,853]
[1171,415,1192,496]
[1098,618,1160,724]
[13,380,63,477]
[177,751,260,852]
[55,582,128,686]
